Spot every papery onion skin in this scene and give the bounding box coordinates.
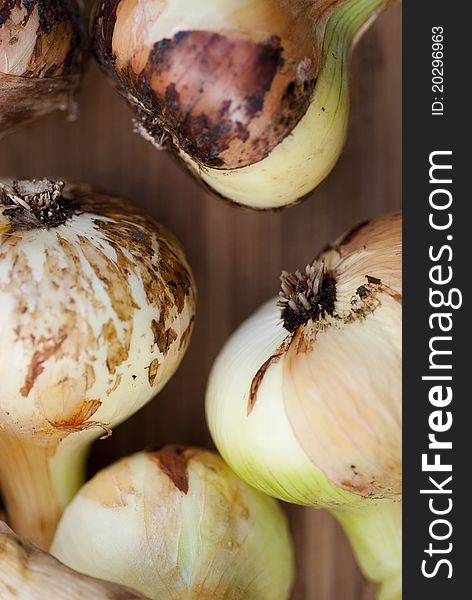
[0,0,87,136]
[92,0,392,209]
[0,180,196,549]
[51,447,294,600]
[206,212,402,597]
[0,521,151,600]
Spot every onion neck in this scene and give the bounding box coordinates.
[0,432,88,550]
[318,0,395,72]
[331,500,402,600]
[331,0,393,37]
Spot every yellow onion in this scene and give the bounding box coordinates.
[92,0,393,209]
[0,0,87,136]
[206,212,402,599]
[52,446,294,600]
[0,179,196,549]
[0,521,151,599]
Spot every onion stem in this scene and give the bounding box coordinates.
[0,432,88,549]
[333,500,402,600]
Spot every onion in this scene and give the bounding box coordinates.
[0,0,87,137]
[0,521,151,599]
[0,179,196,549]
[92,0,393,209]
[52,446,295,600]
[206,212,402,599]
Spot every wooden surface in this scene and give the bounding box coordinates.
[0,4,401,599]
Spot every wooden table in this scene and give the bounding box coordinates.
[0,4,401,598]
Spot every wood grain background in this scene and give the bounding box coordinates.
[0,3,401,598]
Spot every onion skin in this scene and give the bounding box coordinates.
[206,212,402,597]
[0,521,151,600]
[51,447,295,600]
[0,180,196,549]
[0,1,87,136]
[92,0,392,209]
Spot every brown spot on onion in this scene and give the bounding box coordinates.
[49,399,104,434]
[339,479,370,495]
[248,352,284,415]
[20,331,67,397]
[84,363,96,392]
[134,30,315,169]
[356,285,369,299]
[92,0,318,170]
[366,275,382,285]
[150,445,197,494]
[147,359,160,387]
[151,318,177,355]
[101,319,129,375]
[106,373,123,396]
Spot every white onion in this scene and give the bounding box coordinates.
[206,212,402,598]
[52,447,294,600]
[0,179,196,548]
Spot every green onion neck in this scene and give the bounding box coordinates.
[323,0,394,64]
[331,500,402,600]
[305,0,394,110]
[335,0,394,33]
[0,433,88,550]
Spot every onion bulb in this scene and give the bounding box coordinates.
[0,521,151,599]
[51,446,294,600]
[92,0,393,209]
[0,179,196,549]
[0,0,87,137]
[206,212,402,599]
